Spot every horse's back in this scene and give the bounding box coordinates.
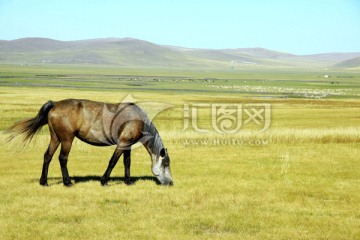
[48,99,145,146]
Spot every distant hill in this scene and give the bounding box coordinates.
[0,37,359,68]
[334,57,360,68]
[303,53,360,65]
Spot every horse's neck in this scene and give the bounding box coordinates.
[143,122,163,156]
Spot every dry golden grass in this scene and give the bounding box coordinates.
[1,86,360,239]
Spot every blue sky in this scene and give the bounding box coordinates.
[0,0,359,54]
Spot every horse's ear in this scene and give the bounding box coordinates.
[160,148,166,158]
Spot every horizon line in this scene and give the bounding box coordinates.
[2,36,360,56]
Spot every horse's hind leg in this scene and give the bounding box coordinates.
[101,147,123,186]
[124,149,132,185]
[58,138,74,187]
[40,131,60,186]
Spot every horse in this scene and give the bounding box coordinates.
[7,99,174,186]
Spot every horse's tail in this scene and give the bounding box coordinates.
[7,100,55,143]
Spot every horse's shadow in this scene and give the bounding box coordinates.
[45,175,160,186]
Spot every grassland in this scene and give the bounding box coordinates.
[0,64,360,239]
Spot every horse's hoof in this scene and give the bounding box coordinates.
[100,177,108,186]
[40,181,48,187]
[101,180,108,186]
[64,182,74,187]
[125,180,134,185]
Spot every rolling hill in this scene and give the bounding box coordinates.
[335,57,360,68]
[0,37,359,68]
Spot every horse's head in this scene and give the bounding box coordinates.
[151,148,173,186]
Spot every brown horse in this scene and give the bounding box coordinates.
[8,99,173,186]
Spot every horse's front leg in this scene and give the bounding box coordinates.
[101,147,123,186]
[123,149,132,185]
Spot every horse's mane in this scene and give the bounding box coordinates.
[138,105,164,155]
